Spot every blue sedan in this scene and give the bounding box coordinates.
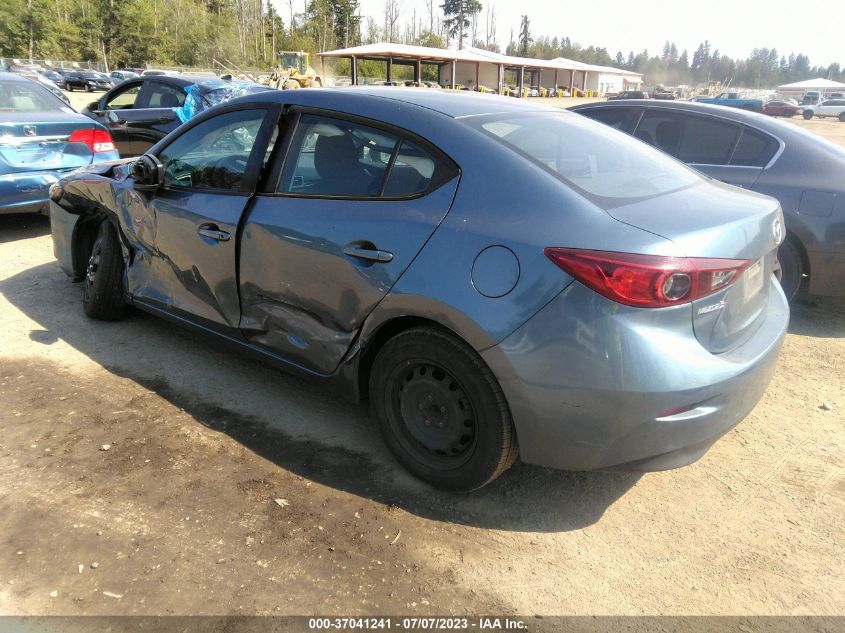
[0,72,119,216]
[49,89,788,491]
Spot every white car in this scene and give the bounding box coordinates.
[801,99,845,121]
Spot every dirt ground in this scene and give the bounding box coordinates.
[0,94,843,620]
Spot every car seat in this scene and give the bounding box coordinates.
[159,93,181,108]
[313,134,377,196]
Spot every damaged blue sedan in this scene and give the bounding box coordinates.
[0,71,119,216]
[50,89,788,491]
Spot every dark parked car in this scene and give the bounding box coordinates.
[81,75,270,156]
[63,71,112,92]
[110,70,139,82]
[38,69,65,85]
[570,99,845,299]
[0,72,118,215]
[607,90,649,100]
[50,89,787,491]
[762,100,800,118]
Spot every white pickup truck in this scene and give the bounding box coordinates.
[801,98,845,121]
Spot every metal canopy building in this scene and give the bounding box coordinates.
[318,43,642,96]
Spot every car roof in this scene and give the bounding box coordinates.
[0,71,34,83]
[243,86,556,119]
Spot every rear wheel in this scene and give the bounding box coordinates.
[82,220,126,320]
[777,238,804,301]
[803,110,813,120]
[839,112,845,122]
[67,84,73,92]
[784,110,795,118]
[370,326,518,492]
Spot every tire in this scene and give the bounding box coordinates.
[82,219,126,320]
[67,84,73,92]
[839,112,845,122]
[86,85,93,92]
[369,326,518,492]
[777,238,804,301]
[784,110,795,118]
[803,110,813,120]
[312,78,322,87]
[283,79,300,90]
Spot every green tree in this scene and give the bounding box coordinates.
[441,0,481,49]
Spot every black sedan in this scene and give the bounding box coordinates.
[81,75,270,156]
[570,99,845,300]
[64,71,112,92]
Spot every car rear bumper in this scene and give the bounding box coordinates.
[0,171,68,215]
[481,277,789,472]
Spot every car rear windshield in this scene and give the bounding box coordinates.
[472,112,700,203]
[0,78,66,112]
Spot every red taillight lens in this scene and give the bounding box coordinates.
[68,128,115,153]
[544,248,752,308]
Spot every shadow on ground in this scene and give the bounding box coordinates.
[789,296,845,338]
[0,213,51,244]
[0,253,644,533]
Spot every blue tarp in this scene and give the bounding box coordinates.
[174,80,262,124]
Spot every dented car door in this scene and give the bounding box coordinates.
[238,110,459,375]
[127,106,278,333]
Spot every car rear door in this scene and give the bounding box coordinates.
[126,105,279,333]
[632,109,769,189]
[238,109,460,376]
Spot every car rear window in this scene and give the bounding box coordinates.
[730,128,780,167]
[474,112,699,202]
[0,78,66,112]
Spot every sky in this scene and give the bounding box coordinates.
[345,0,845,67]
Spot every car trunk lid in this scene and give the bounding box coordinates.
[0,114,97,175]
[606,180,784,353]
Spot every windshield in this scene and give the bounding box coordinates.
[0,78,66,112]
[280,54,304,71]
[472,112,700,203]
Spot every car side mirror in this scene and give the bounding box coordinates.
[132,155,164,193]
[86,100,99,112]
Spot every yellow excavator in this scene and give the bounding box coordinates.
[271,51,323,89]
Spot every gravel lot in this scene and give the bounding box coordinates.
[0,95,843,619]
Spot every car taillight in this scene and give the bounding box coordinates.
[68,128,115,153]
[544,248,752,308]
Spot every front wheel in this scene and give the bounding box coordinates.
[839,112,845,122]
[777,238,804,301]
[82,220,127,320]
[67,84,73,92]
[369,327,518,492]
[803,110,813,120]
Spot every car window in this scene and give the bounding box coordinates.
[635,111,740,165]
[279,114,399,197]
[147,81,186,108]
[382,139,438,197]
[476,113,699,203]
[158,109,266,191]
[579,107,633,131]
[105,84,141,110]
[729,128,780,167]
[0,78,67,113]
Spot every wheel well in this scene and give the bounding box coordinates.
[357,316,456,401]
[71,213,106,279]
[785,230,810,278]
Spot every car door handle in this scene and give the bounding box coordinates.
[343,245,393,263]
[198,224,230,241]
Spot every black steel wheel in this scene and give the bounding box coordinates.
[370,326,518,491]
[82,220,126,320]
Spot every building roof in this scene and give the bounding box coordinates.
[778,78,845,90]
[318,43,642,77]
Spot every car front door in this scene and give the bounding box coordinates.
[238,110,460,375]
[126,105,279,333]
[108,80,186,156]
[92,80,144,155]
